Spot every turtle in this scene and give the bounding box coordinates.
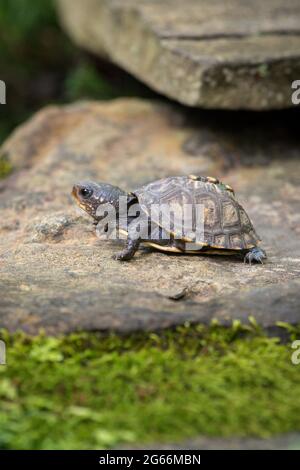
[72,175,266,264]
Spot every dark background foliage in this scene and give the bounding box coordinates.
[0,0,151,143]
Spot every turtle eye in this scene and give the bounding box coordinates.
[79,187,93,199]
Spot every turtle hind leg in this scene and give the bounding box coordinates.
[244,247,267,265]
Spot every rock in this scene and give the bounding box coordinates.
[126,432,300,450]
[56,0,300,110]
[0,98,300,335]
[28,213,74,243]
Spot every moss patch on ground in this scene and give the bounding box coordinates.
[0,323,300,450]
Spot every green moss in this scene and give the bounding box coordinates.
[0,324,300,449]
[65,63,121,101]
[0,154,13,178]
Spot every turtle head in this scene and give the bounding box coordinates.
[72,181,127,220]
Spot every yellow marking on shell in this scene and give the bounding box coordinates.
[143,244,244,255]
[189,175,220,184]
[210,245,242,250]
[144,242,182,253]
[170,232,208,246]
[225,184,235,193]
[207,176,219,184]
[188,174,200,180]
[184,249,239,255]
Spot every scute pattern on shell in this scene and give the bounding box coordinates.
[134,176,260,250]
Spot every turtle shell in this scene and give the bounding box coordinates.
[133,175,260,250]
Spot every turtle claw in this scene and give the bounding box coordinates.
[113,251,133,261]
[244,247,267,265]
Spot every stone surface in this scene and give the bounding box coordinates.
[56,0,300,109]
[127,432,300,450]
[0,98,300,335]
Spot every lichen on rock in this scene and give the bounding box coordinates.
[0,153,12,179]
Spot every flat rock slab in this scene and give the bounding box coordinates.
[56,0,300,109]
[129,432,300,450]
[0,99,300,335]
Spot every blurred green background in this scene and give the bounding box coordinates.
[0,0,151,144]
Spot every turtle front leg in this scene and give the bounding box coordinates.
[114,237,141,261]
[114,212,149,261]
[244,247,267,265]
